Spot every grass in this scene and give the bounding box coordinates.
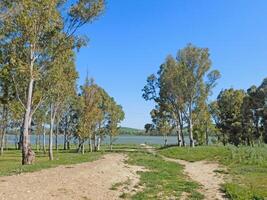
[159,145,267,200]
[126,151,204,200]
[0,148,103,176]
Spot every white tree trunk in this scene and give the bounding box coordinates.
[188,117,195,147]
[176,126,182,147]
[22,78,35,165]
[49,104,55,161]
[43,123,46,153]
[97,137,101,151]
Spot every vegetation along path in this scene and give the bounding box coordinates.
[144,145,227,200]
[0,154,144,200]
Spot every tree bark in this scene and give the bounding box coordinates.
[22,78,35,165]
[97,137,101,151]
[109,135,113,151]
[164,135,168,146]
[55,121,59,151]
[205,121,209,145]
[176,126,182,147]
[89,137,93,152]
[49,104,55,161]
[82,142,85,154]
[42,123,46,154]
[35,134,38,152]
[0,130,5,156]
[188,104,195,147]
[63,129,67,150]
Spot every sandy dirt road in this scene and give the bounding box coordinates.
[0,154,144,200]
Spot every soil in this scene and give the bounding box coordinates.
[0,154,144,200]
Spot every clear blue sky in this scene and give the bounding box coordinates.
[75,0,267,129]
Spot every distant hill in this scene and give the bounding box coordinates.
[119,127,145,135]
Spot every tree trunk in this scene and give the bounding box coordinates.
[176,126,182,147]
[35,134,38,152]
[22,78,35,165]
[0,104,9,155]
[164,135,168,146]
[97,137,101,151]
[82,142,85,154]
[38,134,41,151]
[178,111,185,146]
[63,129,67,150]
[55,122,59,151]
[18,126,23,150]
[188,118,195,147]
[94,135,97,152]
[89,137,93,152]
[43,123,46,154]
[109,135,112,151]
[67,140,70,150]
[205,122,209,145]
[49,105,55,161]
[180,128,185,146]
[15,133,19,150]
[0,130,5,156]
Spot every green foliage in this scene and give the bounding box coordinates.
[215,89,246,146]
[143,44,220,146]
[119,127,145,135]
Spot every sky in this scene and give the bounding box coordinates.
[75,0,267,129]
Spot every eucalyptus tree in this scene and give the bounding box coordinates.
[143,44,220,147]
[77,78,103,153]
[60,98,79,150]
[150,107,173,146]
[258,78,267,143]
[216,89,246,146]
[143,58,186,146]
[46,50,77,160]
[0,0,105,164]
[175,44,220,147]
[106,99,125,150]
[0,63,15,155]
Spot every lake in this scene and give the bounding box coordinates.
[5,134,188,146]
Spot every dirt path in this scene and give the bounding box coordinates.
[143,145,227,200]
[0,154,144,200]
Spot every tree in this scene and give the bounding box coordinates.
[150,107,173,146]
[46,49,78,160]
[216,89,246,146]
[77,78,103,154]
[143,44,220,147]
[106,98,125,150]
[176,44,220,147]
[0,0,105,164]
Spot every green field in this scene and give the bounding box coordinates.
[1,145,267,200]
[159,145,267,200]
[0,149,103,177]
[127,151,203,200]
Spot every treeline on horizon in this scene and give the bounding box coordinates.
[0,0,127,165]
[143,44,267,147]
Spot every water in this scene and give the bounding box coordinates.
[5,134,188,146]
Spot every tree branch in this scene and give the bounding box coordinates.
[11,75,26,110]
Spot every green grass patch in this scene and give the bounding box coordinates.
[127,152,204,200]
[0,149,103,176]
[159,145,267,200]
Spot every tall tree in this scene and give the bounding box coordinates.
[106,98,125,150]
[77,78,103,153]
[143,44,220,147]
[216,89,246,146]
[0,0,105,164]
